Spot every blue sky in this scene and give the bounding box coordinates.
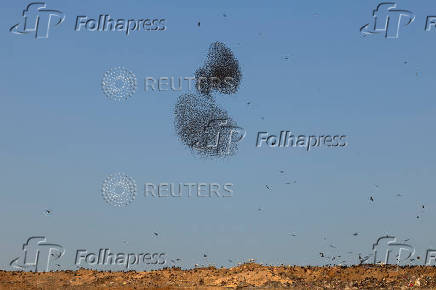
[1,0,436,270]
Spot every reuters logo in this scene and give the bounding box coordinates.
[102,173,137,207]
[101,67,137,101]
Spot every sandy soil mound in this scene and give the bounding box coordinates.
[1,263,435,289]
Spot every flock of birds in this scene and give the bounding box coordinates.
[39,13,426,270]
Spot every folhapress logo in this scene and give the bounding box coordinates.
[360,2,416,38]
[361,2,415,38]
[10,236,64,272]
[193,118,246,156]
[10,2,166,39]
[371,235,415,264]
[10,2,65,39]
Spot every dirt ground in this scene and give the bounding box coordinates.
[1,263,436,289]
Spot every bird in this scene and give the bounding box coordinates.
[280,170,285,174]
[197,21,200,27]
[320,252,325,257]
[370,196,374,202]
[265,185,271,190]
[153,232,158,237]
[353,232,359,236]
[43,209,52,215]
[358,254,370,264]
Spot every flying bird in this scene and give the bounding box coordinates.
[358,254,370,264]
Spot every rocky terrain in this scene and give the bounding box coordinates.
[1,263,436,289]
